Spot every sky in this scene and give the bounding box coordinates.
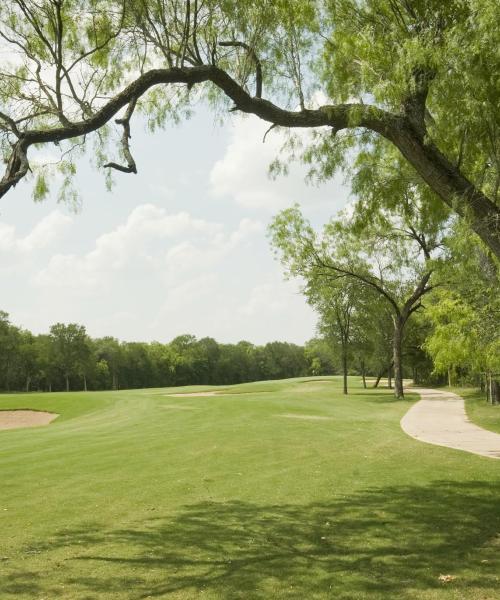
[0,107,351,345]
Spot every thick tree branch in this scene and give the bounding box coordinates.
[104,97,138,174]
[219,40,263,98]
[311,253,401,316]
[1,140,30,191]
[401,270,433,320]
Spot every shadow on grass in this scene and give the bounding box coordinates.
[4,481,500,599]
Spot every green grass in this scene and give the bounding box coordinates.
[458,387,500,434]
[1,377,499,599]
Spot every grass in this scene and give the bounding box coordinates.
[1,376,499,599]
[458,387,500,434]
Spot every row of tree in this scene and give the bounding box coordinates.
[0,315,314,392]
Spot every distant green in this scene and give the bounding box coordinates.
[1,377,499,599]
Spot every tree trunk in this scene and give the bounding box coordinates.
[448,367,452,387]
[112,372,118,391]
[83,374,87,392]
[65,374,70,392]
[48,381,52,393]
[388,366,392,389]
[341,346,348,395]
[361,359,366,389]
[492,379,500,405]
[25,376,31,393]
[392,318,405,399]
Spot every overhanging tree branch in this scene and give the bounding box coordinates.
[0,63,498,258]
[104,97,138,174]
[219,40,263,98]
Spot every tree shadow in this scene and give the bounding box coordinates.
[4,480,500,599]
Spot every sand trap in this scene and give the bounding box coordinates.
[0,410,58,431]
[277,413,333,421]
[401,387,500,460]
[165,391,220,397]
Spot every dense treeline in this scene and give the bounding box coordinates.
[0,312,311,392]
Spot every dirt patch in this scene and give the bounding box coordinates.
[0,410,58,431]
[277,414,333,421]
[165,392,221,397]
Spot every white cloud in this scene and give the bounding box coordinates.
[238,283,291,317]
[35,204,233,289]
[209,114,349,213]
[0,210,72,255]
[19,211,73,252]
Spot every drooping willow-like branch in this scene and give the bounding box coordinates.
[104,97,138,174]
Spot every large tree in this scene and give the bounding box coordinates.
[0,1,499,256]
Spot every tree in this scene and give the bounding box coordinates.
[424,223,500,399]
[33,334,57,391]
[0,311,21,391]
[49,323,90,391]
[95,336,122,390]
[308,279,361,394]
[17,329,38,391]
[0,1,499,256]
[304,338,336,377]
[269,200,441,398]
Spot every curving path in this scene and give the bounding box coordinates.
[401,387,500,460]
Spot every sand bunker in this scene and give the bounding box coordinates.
[0,410,58,431]
[165,391,221,397]
[277,414,333,421]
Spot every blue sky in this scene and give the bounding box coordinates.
[0,107,350,344]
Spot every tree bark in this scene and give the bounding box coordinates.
[392,317,405,399]
[361,359,367,389]
[342,346,348,395]
[492,380,500,405]
[65,374,69,392]
[25,376,31,393]
[83,374,87,392]
[373,362,393,388]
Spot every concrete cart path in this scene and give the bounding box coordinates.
[401,387,500,460]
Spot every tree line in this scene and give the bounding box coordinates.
[0,314,315,392]
[0,306,445,396]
